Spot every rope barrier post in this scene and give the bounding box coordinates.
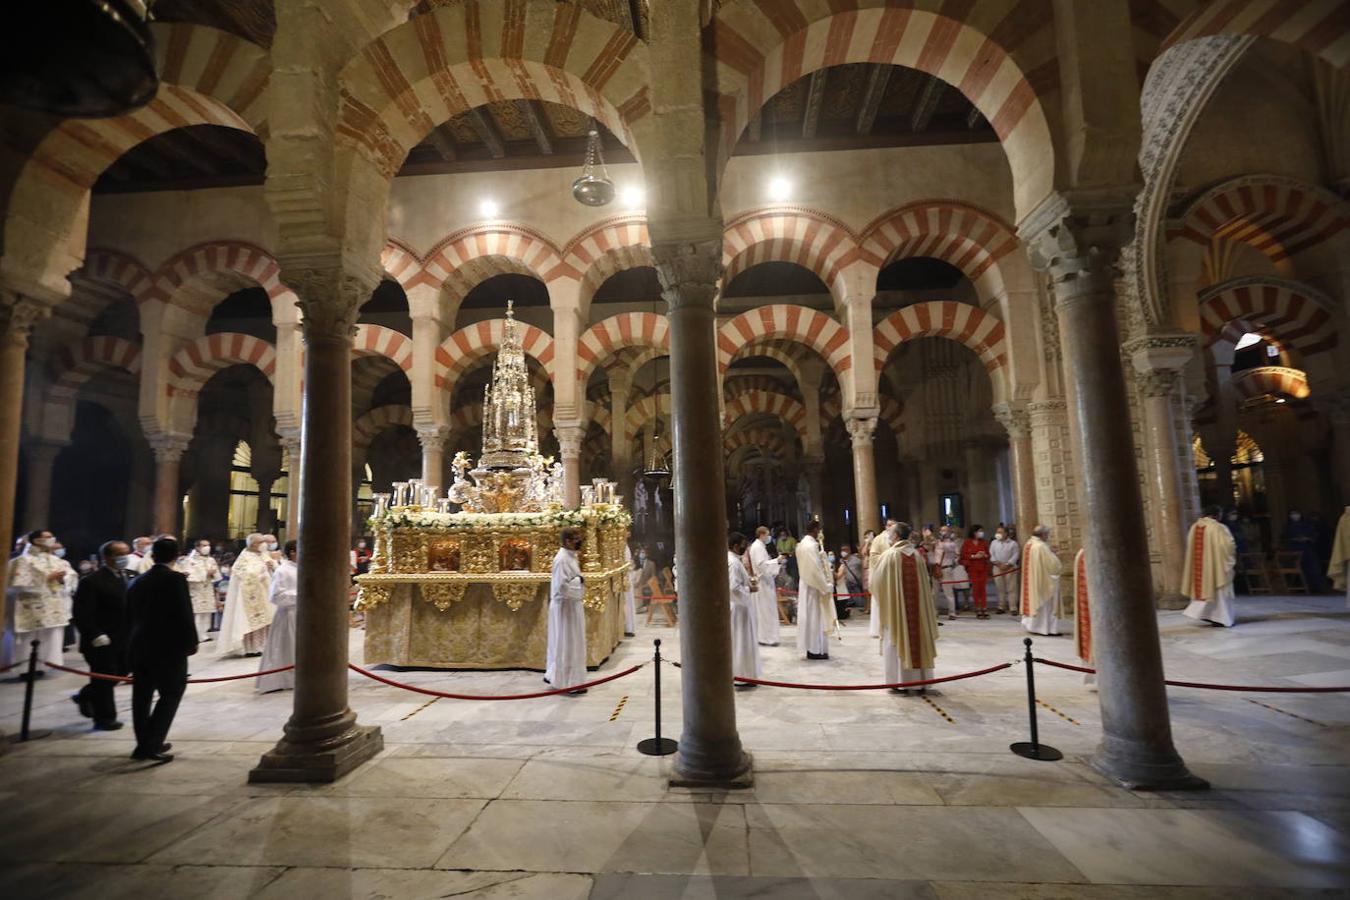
[1010,637,1061,762]
[636,638,677,757]
[10,639,52,744]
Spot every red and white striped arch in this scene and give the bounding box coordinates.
[723,427,791,462]
[76,250,154,301]
[1230,366,1312,403]
[576,312,670,385]
[353,325,414,373]
[725,343,810,397]
[717,305,851,380]
[353,405,415,449]
[625,393,672,442]
[381,240,423,290]
[722,208,863,297]
[722,374,798,402]
[560,217,654,306]
[1171,175,1350,264]
[861,201,1020,301]
[435,318,556,392]
[705,1,1056,215]
[873,301,1008,376]
[146,241,289,313]
[336,0,650,177]
[1199,276,1338,357]
[1160,0,1350,67]
[415,225,568,302]
[48,336,143,403]
[167,333,277,396]
[723,390,808,440]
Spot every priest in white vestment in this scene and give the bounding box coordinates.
[872,524,939,692]
[867,519,899,638]
[1021,525,1062,635]
[1329,507,1349,608]
[795,522,837,659]
[546,527,588,693]
[1072,548,1095,688]
[622,544,637,636]
[257,540,297,692]
[130,536,155,574]
[1182,506,1237,627]
[217,533,277,656]
[748,526,781,646]
[176,539,221,640]
[3,531,76,668]
[728,532,761,683]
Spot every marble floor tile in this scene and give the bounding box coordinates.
[298,755,525,799]
[0,863,287,899]
[499,750,675,801]
[745,768,945,805]
[589,873,940,899]
[251,867,593,900]
[931,884,1348,899]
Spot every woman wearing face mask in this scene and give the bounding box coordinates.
[960,525,992,619]
[175,539,221,640]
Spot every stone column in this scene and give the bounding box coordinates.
[555,424,584,508]
[655,239,751,788]
[607,368,633,503]
[1,296,46,583]
[1025,195,1204,790]
[845,415,880,537]
[251,271,382,783]
[148,432,190,537]
[1128,336,1197,607]
[1325,393,1350,506]
[279,430,302,540]
[255,474,276,535]
[993,402,1038,533]
[801,454,824,521]
[416,423,450,489]
[21,440,66,532]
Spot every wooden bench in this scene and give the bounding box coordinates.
[645,576,677,626]
[1272,551,1309,594]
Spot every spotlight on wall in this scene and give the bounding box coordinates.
[479,199,500,219]
[621,185,645,209]
[767,176,791,202]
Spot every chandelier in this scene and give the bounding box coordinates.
[571,123,615,207]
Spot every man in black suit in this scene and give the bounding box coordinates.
[126,537,198,762]
[71,540,132,730]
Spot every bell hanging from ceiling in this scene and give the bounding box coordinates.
[1,0,158,118]
[571,123,615,207]
[643,447,671,480]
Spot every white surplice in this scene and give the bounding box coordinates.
[217,549,275,657]
[795,535,834,656]
[257,559,297,692]
[728,550,761,679]
[2,547,74,668]
[1020,536,1062,636]
[546,547,586,690]
[866,530,893,638]
[748,537,781,645]
[176,550,221,638]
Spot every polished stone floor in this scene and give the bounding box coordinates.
[1,594,1348,898]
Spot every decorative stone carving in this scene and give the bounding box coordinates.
[147,431,192,464]
[284,266,381,339]
[843,416,877,446]
[1022,193,1135,303]
[554,423,585,459]
[0,292,50,348]
[652,239,722,310]
[415,423,452,452]
[991,402,1032,440]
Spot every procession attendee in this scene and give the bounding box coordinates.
[960,525,992,619]
[216,533,276,657]
[932,526,962,621]
[1331,506,1350,608]
[1182,505,1238,628]
[176,538,220,641]
[872,523,939,694]
[545,527,587,694]
[748,526,781,646]
[1072,548,1095,688]
[622,543,637,637]
[990,525,1021,614]
[1021,525,1062,636]
[257,540,298,692]
[795,521,836,660]
[4,529,76,672]
[836,543,863,618]
[130,536,155,574]
[727,532,761,684]
[867,520,898,638]
[635,545,658,611]
[778,527,798,583]
[127,537,198,763]
[71,540,131,729]
[859,528,875,589]
[1282,509,1322,592]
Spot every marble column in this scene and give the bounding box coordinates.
[993,402,1038,533]
[416,423,450,489]
[280,430,302,540]
[1025,196,1204,790]
[21,440,66,532]
[655,239,751,788]
[1129,336,1197,607]
[251,273,382,783]
[607,368,633,504]
[148,432,190,537]
[845,415,880,537]
[255,474,277,535]
[801,454,824,522]
[1,296,45,582]
[961,437,999,530]
[555,424,583,508]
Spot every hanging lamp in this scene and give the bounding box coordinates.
[571,122,616,207]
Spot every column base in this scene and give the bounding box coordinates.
[670,749,754,789]
[248,723,383,784]
[1090,739,1208,792]
[1155,590,1189,611]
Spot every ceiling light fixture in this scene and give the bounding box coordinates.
[620,185,645,209]
[768,176,791,202]
[479,198,500,219]
[572,122,615,207]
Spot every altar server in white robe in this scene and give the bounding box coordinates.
[1182,505,1238,627]
[748,526,781,646]
[1021,525,1062,636]
[4,531,76,668]
[217,533,276,657]
[1329,506,1349,608]
[623,544,638,636]
[728,532,761,683]
[872,524,938,693]
[546,527,588,694]
[256,540,297,692]
[867,519,899,638]
[176,539,220,640]
[796,521,837,659]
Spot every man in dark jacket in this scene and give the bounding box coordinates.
[126,537,198,762]
[71,540,132,730]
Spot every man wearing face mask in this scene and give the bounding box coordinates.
[71,540,132,729]
[217,533,277,657]
[3,529,77,673]
[545,527,587,694]
[176,539,221,641]
[129,536,155,574]
[748,526,782,646]
[867,519,900,638]
[989,526,1021,615]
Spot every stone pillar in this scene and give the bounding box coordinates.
[1,297,46,582]
[607,368,633,503]
[255,475,276,535]
[1129,336,1197,607]
[1025,195,1204,790]
[251,272,382,783]
[555,424,583,508]
[280,430,302,540]
[993,402,1038,533]
[801,454,824,521]
[21,440,66,532]
[148,432,190,537]
[961,437,998,530]
[1325,393,1350,506]
[654,239,751,788]
[416,423,450,489]
[845,415,880,537]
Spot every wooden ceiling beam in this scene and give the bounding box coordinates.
[426,124,458,162]
[747,111,762,142]
[802,68,829,139]
[910,76,944,132]
[856,65,891,135]
[516,100,554,155]
[466,107,506,159]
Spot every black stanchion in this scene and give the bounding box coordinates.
[636,638,677,757]
[1010,637,1061,761]
[11,639,53,744]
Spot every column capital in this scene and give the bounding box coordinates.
[147,431,192,464]
[1020,191,1135,296]
[1027,398,1069,426]
[991,401,1032,439]
[844,415,878,446]
[653,239,722,311]
[284,265,381,339]
[555,423,585,458]
[0,292,50,348]
[1125,332,1197,377]
[415,423,452,450]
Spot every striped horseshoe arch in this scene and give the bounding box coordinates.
[576,312,670,386]
[861,201,1020,302]
[48,336,144,403]
[353,325,414,373]
[723,390,809,441]
[167,333,277,397]
[1199,277,1338,358]
[1171,175,1349,265]
[353,405,415,449]
[717,306,852,380]
[1160,0,1350,67]
[435,319,556,394]
[722,208,863,297]
[873,301,1008,377]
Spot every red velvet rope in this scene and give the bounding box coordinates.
[1034,657,1350,693]
[43,661,296,684]
[731,661,1012,691]
[347,662,644,700]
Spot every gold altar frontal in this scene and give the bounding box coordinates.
[356,508,631,670]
